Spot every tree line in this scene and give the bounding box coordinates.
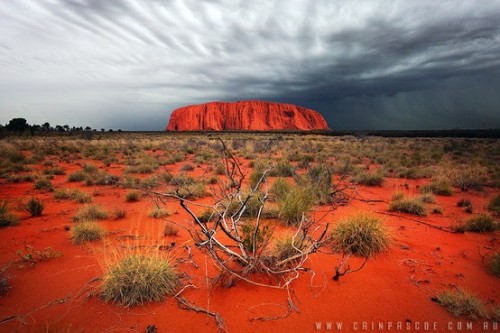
[1,118,121,136]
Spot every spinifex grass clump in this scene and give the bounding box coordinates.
[25,197,44,217]
[331,213,390,257]
[353,171,384,186]
[73,204,109,222]
[0,201,18,227]
[101,254,179,306]
[71,221,106,244]
[271,178,291,201]
[148,207,170,219]
[278,186,315,225]
[488,195,500,215]
[436,290,487,319]
[54,188,92,203]
[273,231,305,261]
[489,252,500,278]
[389,193,427,216]
[33,178,54,192]
[421,179,453,196]
[462,213,497,232]
[125,190,141,202]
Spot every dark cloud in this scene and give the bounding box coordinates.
[1,0,500,130]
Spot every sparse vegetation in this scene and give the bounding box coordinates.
[113,209,127,219]
[164,223,179,236]
[125,190,141,202]
[490,252,500,278]
[421,179,453,196]
[353,171,384,186]
[331,213,390,257]
[389,194,427,216]
[273,231,305,261]
[73,204,109,222]
[72,221,106,244]
[148,207,170,219]
[488,195,500,215]
[33,178,54,192]
[457,213,497,232]
[436,290,487,319]
[101,255,179,306]
[278,186,315,225]
[0,201,19,227]
[25,197,44,217]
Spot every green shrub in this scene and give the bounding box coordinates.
[353,171,384,186]
[490,252,500,278]
[389,194,426,216]
[164,223,179,237]
[82,164,98,174]
[125,190,141,202]
[249,165,265,189]
[68,171,87,182]
[198,208,214,223]
[420,193,435,203]
[180,163,194,172]
[54,188,92,203]
[148,207,170,219]
[73,204,109,222]
[436,290,487,319]
[451,165,487,191]
[240,221,272,253]
[72,221,106,244]
[34,178,54,192]
[113,209,127,219]
[331,213,390,257]
[273,231,305,261]
[271,178,291,201]
[421,180,453,196]
[0,201,19,227]
[73,191,92,204]
[85,172,119,186]
[488,195,500,215]
[457,198,472,208]
[25,197,44,217]
[53,188,73,199]
[278,186,315,225]
[462,213,496,232]
[101,255,179,306]
[0,271,8,295]
[431,207,443,214]
[269,161,294,177]
[304,164,334,204]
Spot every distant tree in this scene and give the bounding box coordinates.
[6,118,29,135]
[63,125,70,132]
[29,124,41,136]
[101,128,105,132]
[42,122,52,132]
[108,129,114,132]
[55,125,65,132]
[84,126,92,131]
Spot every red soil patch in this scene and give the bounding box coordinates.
[0,158,498,333]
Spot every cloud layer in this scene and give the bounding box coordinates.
[1,0,500,130]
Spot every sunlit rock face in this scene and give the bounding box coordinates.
[166,100,329,131]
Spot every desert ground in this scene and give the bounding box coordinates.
[0,133,498,333]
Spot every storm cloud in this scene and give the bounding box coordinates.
[1,0,500,130]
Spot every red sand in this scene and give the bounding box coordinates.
[0,158,498,333]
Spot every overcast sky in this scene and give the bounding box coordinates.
[1,0,500,130]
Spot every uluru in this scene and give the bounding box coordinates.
[166,100,329,131]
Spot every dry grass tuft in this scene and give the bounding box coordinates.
[101,254,179,306]
[331,213,390,257]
